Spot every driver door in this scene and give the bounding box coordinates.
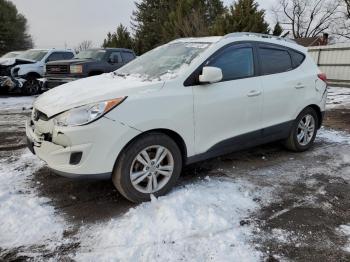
[193,43,263,155]
[108,52,124,70]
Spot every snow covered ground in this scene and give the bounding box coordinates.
[0,150,67,254]
[0,95,36,110]
[327,86,350,109]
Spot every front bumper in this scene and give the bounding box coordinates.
[26,116,141,179]
[0,76,26,90]
[41,76,82,90]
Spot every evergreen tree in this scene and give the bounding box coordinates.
[213,0,269,35]
[102,24,134,50]
[162,0,225,40]
[132,0,173,54]
[132,0,225,54]
[0,0,33,56]
[272,22,283,36]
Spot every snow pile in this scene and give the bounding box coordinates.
[317,128,350,144]
[327,86,350,109]
[337,225,350,252]
[75,179,264,262]
[0,150,65,250]
[0,96,36,110]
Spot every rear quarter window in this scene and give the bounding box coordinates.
[259,47,293,75]
[289,49,305,68]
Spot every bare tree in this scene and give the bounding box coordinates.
[273,0,350,39]
[345,0,350,17]
[75,40,93,53]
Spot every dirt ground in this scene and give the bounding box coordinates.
[0,95,349,261]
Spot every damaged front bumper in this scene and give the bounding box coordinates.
[0,76,26,91]
[25,112,141,179]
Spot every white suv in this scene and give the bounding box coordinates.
[26,33,328,203]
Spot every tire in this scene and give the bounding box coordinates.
[284,107,319,152]
[22,76,40,96]
[112,133,183,203]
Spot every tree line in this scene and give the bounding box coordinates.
[103,0,273,54]
[103,0,350,54]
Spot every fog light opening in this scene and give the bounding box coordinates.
[70,152,83,165]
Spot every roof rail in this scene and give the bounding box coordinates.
[224,32,295,44]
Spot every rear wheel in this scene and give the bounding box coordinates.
[112,133,182,203]
[22,76,40,96]
[284,107,318,152]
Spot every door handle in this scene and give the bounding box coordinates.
[295,83,305,89]
[247,90,262,97]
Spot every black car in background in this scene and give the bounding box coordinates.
[43,48,136,89]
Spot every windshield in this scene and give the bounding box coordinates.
[116,42,212,81]
[18,50,47,61]
[1,52,21,59]
[75,50,106,60]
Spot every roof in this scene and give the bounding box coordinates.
[87,48,134,52]
[171,36,223,44]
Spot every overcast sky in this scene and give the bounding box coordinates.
[9,0,276,49]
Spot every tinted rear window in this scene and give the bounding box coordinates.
[259,47,293,75]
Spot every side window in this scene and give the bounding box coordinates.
[46,52,65,62]
[208,46,254,81]
[63,52,74,60]
[289,49,305,68]
[121,52,135,62]
[109,52,122,63]
[259,47,293,75]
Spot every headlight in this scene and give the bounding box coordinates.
[53,97,126,127]
[70,65,83,74]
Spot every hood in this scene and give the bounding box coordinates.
[34,73,165,117]
[0,58,35,67]
[46,58,95,66]
[0,58,16,66]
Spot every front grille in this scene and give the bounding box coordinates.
[46,64,70,74]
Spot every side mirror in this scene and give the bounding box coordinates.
[199,66,223,84]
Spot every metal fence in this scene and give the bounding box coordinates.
[308,43,350,87]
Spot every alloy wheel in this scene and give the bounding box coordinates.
[297,114,316,146]
[129,145,174,194]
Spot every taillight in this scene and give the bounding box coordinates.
[318,73,327,84]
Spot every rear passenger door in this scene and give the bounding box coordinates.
[258,44,307,131]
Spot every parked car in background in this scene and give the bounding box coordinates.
[26,33,327,203]
[43,48,136,89]
[0,49,75,95]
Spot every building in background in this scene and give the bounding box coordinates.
[308,42,350,87]
[296,33,329,47]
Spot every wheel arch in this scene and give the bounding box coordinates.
[25,72,42,79]
[88,71,104,77]
[116,128,188,167]
[306,104,323,129]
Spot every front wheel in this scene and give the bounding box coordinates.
[284,107,319,152]
[22,76,40,96]
[112,133,183,203]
